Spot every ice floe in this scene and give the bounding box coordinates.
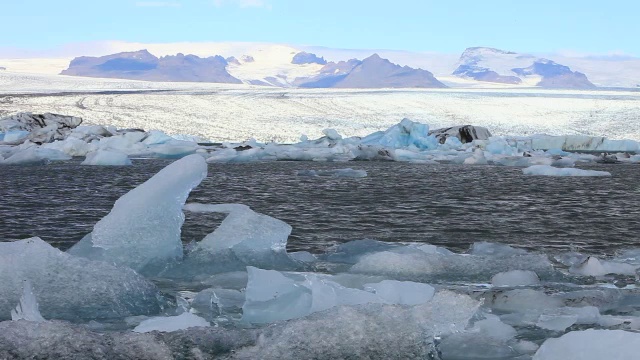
[523,165,612,176]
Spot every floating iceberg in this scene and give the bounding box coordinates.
[522,165,611,177]
[0,147,71,165]
[0,238,162,321]
[164,203,302,278]
[236,290,479,359]
[533,329,640,360]
[68,154,208,273]
[569,256,637,276]
[133,312,210,333]
[81,149,132,166]
[491,270,541,287]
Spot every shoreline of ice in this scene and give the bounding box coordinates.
[2,155,640,359]
[1,113,639,170]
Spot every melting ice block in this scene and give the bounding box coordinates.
[0,238,162,321]
[491,270,541,287]
[569,256,637,277]
[167,203,302,277]
[235,290,479,359]
[81,149,132,166]
[523,165,611,177]
[533,329,640,360]
[361,118,438,150]
[242,267,435,323]
[68,154,208,272]
[133,312,210,333]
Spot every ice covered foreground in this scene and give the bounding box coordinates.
[68,154,208,272]
[4,155,640,358]
[534,329,640,360]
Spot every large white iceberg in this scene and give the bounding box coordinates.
[68,154,208,273]
[0,238,162,321]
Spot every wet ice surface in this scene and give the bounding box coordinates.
[1,160,638,255]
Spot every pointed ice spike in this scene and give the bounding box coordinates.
[11,280,45,322]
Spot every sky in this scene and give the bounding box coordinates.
[1,0,639,57]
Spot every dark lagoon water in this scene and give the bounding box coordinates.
[1,160,639,256]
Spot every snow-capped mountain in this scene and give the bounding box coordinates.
[4,41,639,89]
[61,50,242,84]
[453,47,595,88]
[61,49,447,88]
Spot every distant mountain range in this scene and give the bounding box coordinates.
[54,45,635,89]
[452,47,595,88]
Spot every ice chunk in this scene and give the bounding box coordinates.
[470,242,528,256]
[491,270,540,287]
[10,281,45,322]
[322,128,342,140]
[296,168,367,177]
[1,147,71,165]
[133,312,210,333]
[323,239,402,264]
[350,246,555,283]
[242,267,436,323]
[191,288,245,320]
[523,165,611,177]
[0,320,175,359]
[533,329,640,360]
[68,154,208,272]
[235,290,479,359]
[569,256,637,277]
[0,238,162,321]
[361,118,438,150]
[363,280,435,305]
[172,203,301,275]
[488,289,563,313]
[81,149,132,166]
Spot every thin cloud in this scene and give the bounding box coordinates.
[135,1,182,7]
[212,0,271,9]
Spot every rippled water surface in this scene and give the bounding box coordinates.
[1,160,639,255]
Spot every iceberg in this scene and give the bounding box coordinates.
[569,256,637,277]
[242,267,436,323]
[523,165,611,177]
[235,290,479,359]
[133,312,210,333]
[533,329,640,360]
[491,270,541,287]
[68,154,208,273]
[81,149,132,166]
[361,118,438,150]
[0,238,163,321]
[165,203,302,278]
[1,147,71,165]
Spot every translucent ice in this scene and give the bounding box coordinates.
[361,118,438,150]
[569,256,637,277]
[169,203,302,276]
[1,147,71,165]
[533,329,640,360]
[81,149,132,166]
[68,154,208,272]
[133,312,210,333]
[235,290,479,359]
[0,238,162,321]
[10,281,45,322]
[242,267,436,323]
[523,165,611,177]
[491,270,541,287]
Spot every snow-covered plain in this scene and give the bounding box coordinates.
[1,71,639,143]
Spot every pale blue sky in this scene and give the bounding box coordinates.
[1,0,638,56]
